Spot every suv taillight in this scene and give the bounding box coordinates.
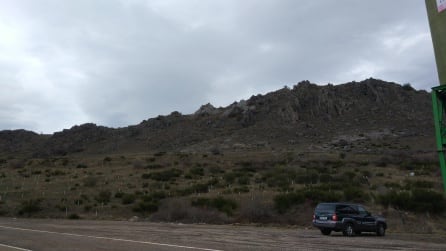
[332,214,338,221]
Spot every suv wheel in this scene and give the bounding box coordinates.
[320,228,331,235]
[376,223,385,236]
[343,223,355,237]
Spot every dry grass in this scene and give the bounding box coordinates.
[0,150,444,233]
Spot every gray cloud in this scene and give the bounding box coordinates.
[0,0,437,133]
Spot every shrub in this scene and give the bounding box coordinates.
[146,164,164,169]
[189,167,204,176]
[378,189,446,214]
[76,163,88,169]
[404,180,434,189]
[95,190,112,204]
[319,174,332,183]
[295,170,319,185]
[74,199,83,205]
[376,172,384,177]
[150,198,231,224]
[133,160,145,169]
[68,213,81,219]
[51,170,66,176]
[81,194,90,202]
[9,159,25,169]
[224,172,237,184]
[133,192,164,214]
[18,199,42,216]
[411,189,446,213]
[233,186,250,193]
[148,169,182,181]
[361,170,371,177]
[234,166,257,174]
[384,182,401,189]
[122,194,136,205]
[238,196,273,223]
[84,205,92,212]
[115,192,124,198]
[209,167,224,174]
[343,187,369,202]
[343,171,356,180]
[178,179,218,196]
[210,147,221,155]
[192,196,237,216]
[133,202,158,213]
[142,191,167,203]
[83,177,98,187]
[237,176,250,185]
[274,192,304,214]
[262,168,299,189]
[154,151,166,157]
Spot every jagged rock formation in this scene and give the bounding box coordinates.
[0,79,435,157]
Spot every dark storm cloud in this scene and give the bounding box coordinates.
[0,0,437,133]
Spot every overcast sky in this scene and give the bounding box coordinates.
[0,0,438,133]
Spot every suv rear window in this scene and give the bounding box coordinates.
[315,204,335,213]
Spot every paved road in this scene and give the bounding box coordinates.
[0,218,445,251]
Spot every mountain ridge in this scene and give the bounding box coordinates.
[0,78,435,157]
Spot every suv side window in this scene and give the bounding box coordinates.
[357,206,368,216]
[337,205,357,215]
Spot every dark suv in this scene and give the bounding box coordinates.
[312,202,386,237]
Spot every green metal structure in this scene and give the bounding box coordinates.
[426,0,446,191]
[432,86,446,191]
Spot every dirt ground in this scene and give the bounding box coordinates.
[0,218,445,251]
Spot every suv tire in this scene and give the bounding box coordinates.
[376,223,386,236]
[343,223,355,237]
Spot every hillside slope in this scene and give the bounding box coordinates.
[0,78,443,232]
[0,78,434,157]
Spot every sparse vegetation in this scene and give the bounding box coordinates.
[192,196,238,216]
[274,192,304,214]
[95,190,112,204]
[147,168,183,181]
[0,149,443,231]
[18,199,43,216]
[378,189,446,214]
[121,193,136,204]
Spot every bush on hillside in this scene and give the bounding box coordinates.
[192,196,238,216]
[378,189,446,214]
[148,169,182,181]
[18,199,42,216]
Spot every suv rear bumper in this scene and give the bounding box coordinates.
[313,220,344,231]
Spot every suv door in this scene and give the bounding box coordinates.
[356,205,376,231]
[336,204,356,220]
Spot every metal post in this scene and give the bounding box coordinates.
[432,86,446,191]
[426,0,446,191]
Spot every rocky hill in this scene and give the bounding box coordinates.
[0,78,435,158]
[1,78,444,231]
